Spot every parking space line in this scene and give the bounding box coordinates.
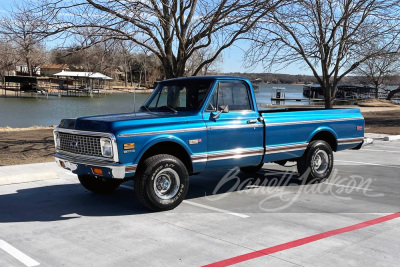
[202,212,400,267]
[336,160,400,168]
[183,200,249,218]
[0,240,40,267]
[119,185,249,218]
[361,149,400,153]
[324,182,373,191]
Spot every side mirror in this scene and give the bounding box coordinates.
[211,105,229,120]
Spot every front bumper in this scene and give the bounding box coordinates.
[55,153,137,179]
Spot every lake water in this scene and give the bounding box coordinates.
[0,84,308,127]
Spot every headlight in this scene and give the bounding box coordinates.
[100,138,113,157]
[54,132,60,149]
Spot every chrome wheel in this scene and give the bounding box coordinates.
[153,168,180,200]
[312,150,329,175]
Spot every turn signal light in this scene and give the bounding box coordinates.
[92,167,103,176]
[124,143,135,149]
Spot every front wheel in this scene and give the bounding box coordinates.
[78,175,121,193]
[134,154,189,211]
[297,140,333,183]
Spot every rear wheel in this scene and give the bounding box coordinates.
[134,154,189,211]
[297,140,333,183]
[78,175,121,193]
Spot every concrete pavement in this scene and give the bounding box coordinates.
[0,136,399,266]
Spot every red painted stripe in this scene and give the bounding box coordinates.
[203,212,400,267]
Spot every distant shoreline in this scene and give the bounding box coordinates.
[0,107,399,166]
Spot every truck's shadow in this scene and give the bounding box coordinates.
[0,166,302,223]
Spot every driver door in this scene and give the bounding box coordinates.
[203,80,264,167]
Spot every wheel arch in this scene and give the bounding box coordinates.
[307,128,338,152]
[136,138,193,175]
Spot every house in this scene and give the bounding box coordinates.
[40,64,69,77]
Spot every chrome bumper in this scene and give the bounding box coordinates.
[55,153,137,179]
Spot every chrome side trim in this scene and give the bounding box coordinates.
[191,148,264,163]
[207,124,263,130]
[118,127,207,137]
[337,137,364,145]
[265,117,364,127]
[265,143,309,154]
[118,124,262,138]
[191,154,208,163]
[125,165,138,173]
[54,127,119,163]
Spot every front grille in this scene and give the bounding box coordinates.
[59,132,102,157]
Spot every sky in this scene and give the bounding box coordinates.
[0,0,313,76]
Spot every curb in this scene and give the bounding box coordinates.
[0,171,58,186]
[362,138,373,146]
[383,135,400,141]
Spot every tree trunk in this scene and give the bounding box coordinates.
[386,86,400,100]
[26,58,32,76]
[130,64,133,87]
[323,84,334,109]
[124,68,128,88]
[324,93,334,109]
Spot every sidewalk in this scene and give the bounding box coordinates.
[0,161,62,186]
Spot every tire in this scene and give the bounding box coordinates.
[240,162,264,173]
[134,154,189,211]
[297,140,333,183]
[78,175,121,193]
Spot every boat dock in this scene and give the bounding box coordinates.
[0,73,113,99]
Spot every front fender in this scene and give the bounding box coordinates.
[134,135,193,165]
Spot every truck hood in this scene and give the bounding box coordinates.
[59,112,193,133]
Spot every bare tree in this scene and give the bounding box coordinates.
[247,0,400,108]
[0,1,53,76]
[186,48,223,76]
[386,85,400,100]
[40,0,283,79]
[356,42,400,98]
[0,38,18,79]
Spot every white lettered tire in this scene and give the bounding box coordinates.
[134,154,189,211]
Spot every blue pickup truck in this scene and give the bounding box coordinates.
[54,76,364,211]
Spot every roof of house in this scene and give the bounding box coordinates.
[53,71,113,80]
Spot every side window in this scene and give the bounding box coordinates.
[218,82,251,111]
[207,88,217,111]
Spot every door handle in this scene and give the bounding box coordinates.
[247,119,258,124]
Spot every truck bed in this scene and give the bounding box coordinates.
[259,107,364,163]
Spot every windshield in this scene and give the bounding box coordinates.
[142,79,214,112]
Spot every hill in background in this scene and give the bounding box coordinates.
[221,72,400,86]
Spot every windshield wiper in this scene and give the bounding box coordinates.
[158,105,178,113]
[140,105,150,111]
